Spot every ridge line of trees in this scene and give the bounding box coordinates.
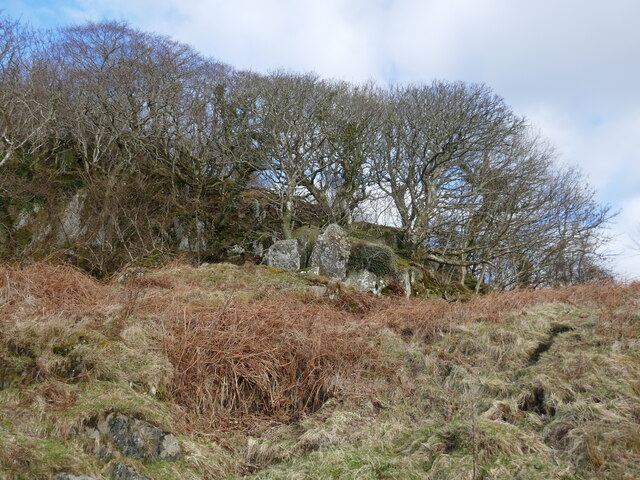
[0,15,612,287]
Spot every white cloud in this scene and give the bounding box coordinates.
[608,195,640,281]
[523,105,640,196]
[59,0,640,111]
[512,105,640,279]
[65,0,387,82]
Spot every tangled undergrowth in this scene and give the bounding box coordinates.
[0,262,638,479]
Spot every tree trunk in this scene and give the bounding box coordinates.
[282,198,294,239]
[475,263,488,294]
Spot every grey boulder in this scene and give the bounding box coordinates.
[110,463,150,480]
[263,239,301,271]
[310,224,351,280]
[98,413,180,462]
[345,269,386,295]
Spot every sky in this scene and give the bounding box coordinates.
[4,0,640,279]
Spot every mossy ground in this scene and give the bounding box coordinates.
[1,263,638,479]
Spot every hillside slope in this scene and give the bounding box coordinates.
[1,263,638,479]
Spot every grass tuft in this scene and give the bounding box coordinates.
[1,262,639,479]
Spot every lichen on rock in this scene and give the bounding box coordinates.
[97,413,180,462]
[310,224,350,279]
[110,462,150,480]
[345,269,386,295]
[263,239,301,271]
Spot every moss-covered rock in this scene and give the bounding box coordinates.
[347,222,403,249]
[293,225,320,267]
[348,242,396,278]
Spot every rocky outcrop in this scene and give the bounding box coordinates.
[251,240,265,258]
[263,239,301,271]
[110,463,150,480]
[406,268,428,296]
[14,204,42,230]
[174,218,207,252]
[310,224,350,279]
[56,192,87,244]
[95,413,180,462]
[226,244,246,263]
[397,268,412,297]
[54,474,98,480]
[345,270,386,295]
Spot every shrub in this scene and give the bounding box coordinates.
[348,242,396,277]
[164,295,378,428]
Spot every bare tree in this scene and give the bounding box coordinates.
[300,81,381,226]
[0,14,614,283]
[251,72,333,238]
[0,15,54,168]
[373,81,523,255]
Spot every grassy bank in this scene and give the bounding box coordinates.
[1,262,638,479]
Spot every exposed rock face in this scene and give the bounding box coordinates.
[226,244,246,263]
[54,474,98,480]
[252,240,265,258]
[263,239,300,271]
[174,218,207,252]
[56,192,87,244]
[408,268,426,296]
[310,224,350,279]
[110,463,150,480]
[397,269,412,297]
[14,205,41,230]
[98,413,180,462]
[345,270,386,295]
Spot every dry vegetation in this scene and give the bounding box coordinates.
[1,262,639,479]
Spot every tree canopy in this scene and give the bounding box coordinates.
[0,15,612,286]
